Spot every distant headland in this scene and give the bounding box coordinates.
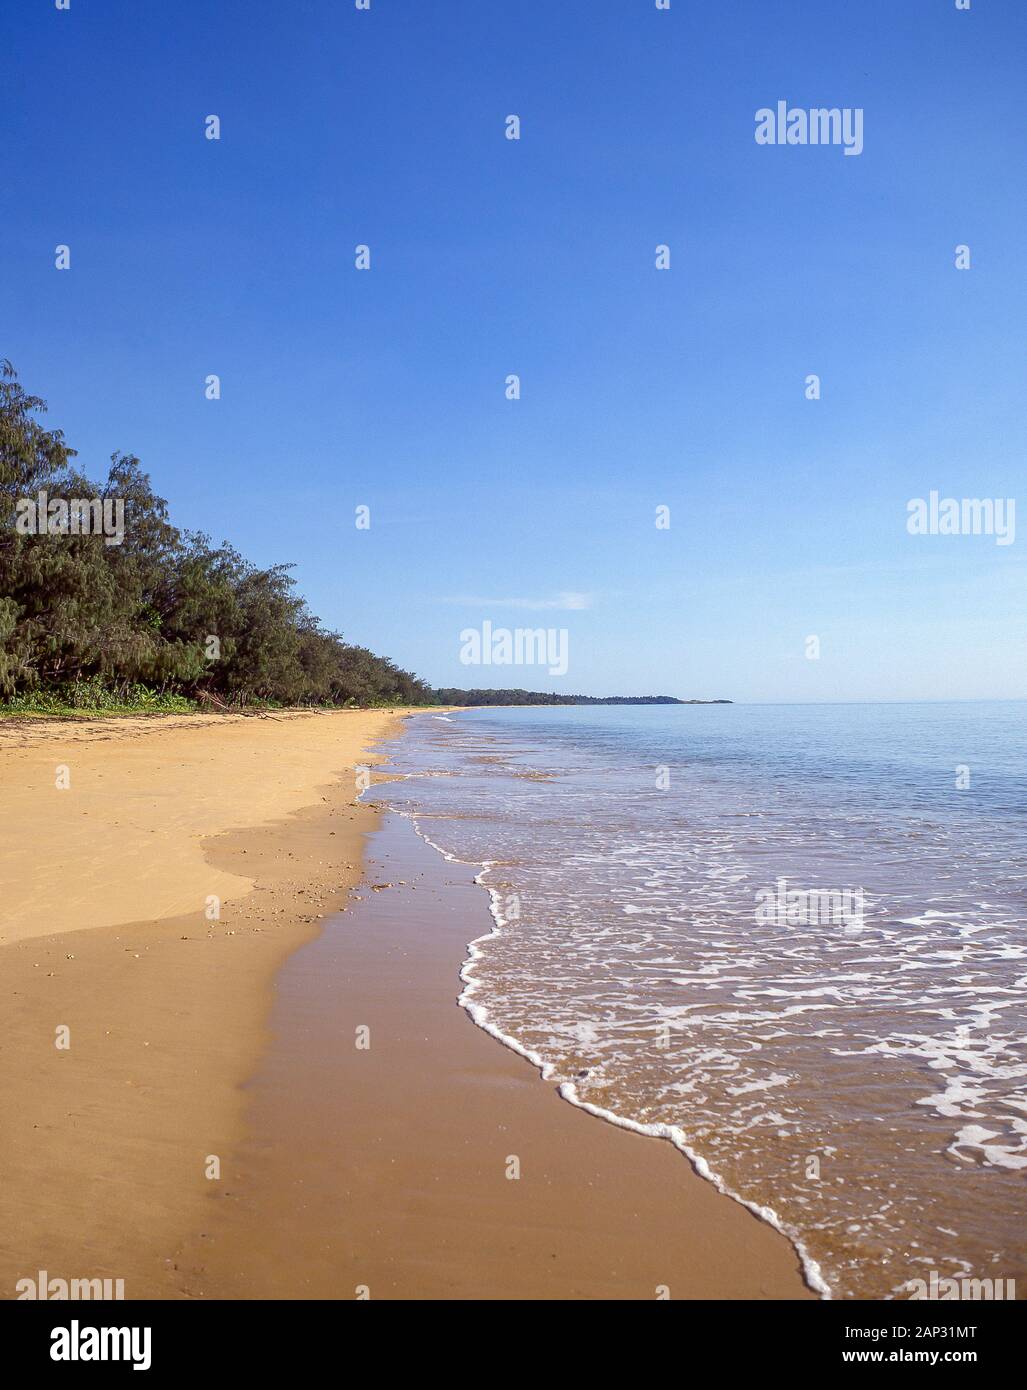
[432,690,732,706]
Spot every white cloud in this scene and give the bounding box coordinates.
[441,590,593,611]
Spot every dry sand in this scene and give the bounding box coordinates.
[0,709,812,1300]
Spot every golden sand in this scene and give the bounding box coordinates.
[0,709,811,1300]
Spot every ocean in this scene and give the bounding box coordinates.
[375,702,1027,1299]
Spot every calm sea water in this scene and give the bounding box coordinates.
[377,702,1027,1298]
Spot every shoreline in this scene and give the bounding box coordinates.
[396,807,824,1298]
[458,868,829,1298]
[163,805,813,1299]
[399,810,823,1297]
[0,708,811,1300]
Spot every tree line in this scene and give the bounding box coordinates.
[433,689,691,706]
[0,360,432,709]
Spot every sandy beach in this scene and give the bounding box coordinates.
[0,709,811,1300]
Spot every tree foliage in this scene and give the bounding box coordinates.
[0,361,432,708]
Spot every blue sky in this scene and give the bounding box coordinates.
[3,0,1024,701]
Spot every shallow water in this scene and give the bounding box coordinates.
[377,703,1027,1299]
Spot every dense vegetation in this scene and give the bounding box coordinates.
[1,361,716,717]
[0,361,432,711]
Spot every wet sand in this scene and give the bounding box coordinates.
[166,811,813,1300]
[0,709,812,1300]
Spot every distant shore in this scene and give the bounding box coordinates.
[0,708,808,1300]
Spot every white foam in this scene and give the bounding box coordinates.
[369,712,1027,1301]
[385,798,833,1300]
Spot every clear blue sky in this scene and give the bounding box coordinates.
[3,0,1024,701]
